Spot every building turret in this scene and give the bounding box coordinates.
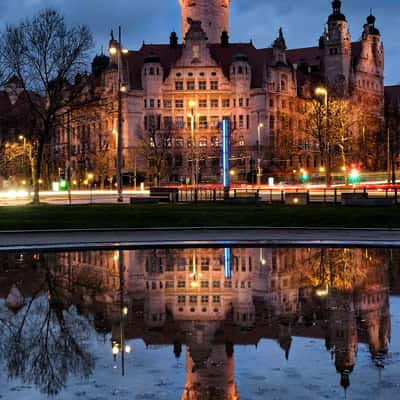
[141,55,163,98]
[180,0,230,44]
[272,28,288,66]
[323,0,352,95]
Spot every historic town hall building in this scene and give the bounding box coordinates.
[55,0,385,186]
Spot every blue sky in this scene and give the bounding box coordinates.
[0,0,399,84]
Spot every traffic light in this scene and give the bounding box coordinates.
[348,167,360,184]
[300,169,309,183]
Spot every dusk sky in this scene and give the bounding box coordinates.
[0,0,399,85]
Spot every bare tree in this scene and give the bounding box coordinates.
[135,119,178,186]
[1,9,93,203]
[385,98,400,184]
[305,98,355,184]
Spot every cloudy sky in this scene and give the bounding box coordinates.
[0,0,399,84]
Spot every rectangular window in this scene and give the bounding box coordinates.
[239,98,243,107]
[178,295,186,304]
[210,81,219,90]
[187,81,195,90]
[222,99,230,108]
[199,81,207,90]
[212,295,221,303]
[224,281,232,288]
[239,115,244,128]
[175,99,184,108]
[212,281,221,288]
[199,99,207,108]
[176,116,184,129]
[175,81,183,90]
[210,116,219,129]
[189,295,198,304]
[144,99,147,108]
[164,116,173,129]
[199,116,208,129]
[201,281,209,288]
[210,99,219,108]
[177,280,186,288]
[201,295,209,303]
[163,99,172,108]
[166,281,174,288]
[149,99,155,108]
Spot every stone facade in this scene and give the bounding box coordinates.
[54,0,386,186]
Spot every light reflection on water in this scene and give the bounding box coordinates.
[0,247,399,399]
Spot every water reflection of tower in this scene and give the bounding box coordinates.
[325,290,358,393]
[181,322,239,400]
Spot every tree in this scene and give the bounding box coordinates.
[305,97,355,184]
[135,118,178,186]
[1,9,93,203]
[385,98,400,184]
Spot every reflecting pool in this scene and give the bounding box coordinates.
[0,247,399,399]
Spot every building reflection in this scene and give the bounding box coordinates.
[0,247,394,398]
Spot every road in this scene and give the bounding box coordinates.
[0,187,398,206]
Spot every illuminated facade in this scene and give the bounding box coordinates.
[54,0,385,184]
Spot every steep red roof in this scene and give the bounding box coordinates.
[385,85,400,104]
[124,44,183,90]
[209,43,272,88]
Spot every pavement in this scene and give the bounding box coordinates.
[1,227,400,251]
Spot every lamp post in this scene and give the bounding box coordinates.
[109,27,128,203]
[257,122,264,186]
[188,100,196,185]
[18,135,26,178]
[87,173,94,204]
[315,87,329,185]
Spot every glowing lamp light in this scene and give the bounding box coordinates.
[83,179,89,185]
[229,169,235,176]
[21,180,26,185]
[109,46,117,56]
[87,173,94,181]
[190,281,199,288]
[188,100,196,108]
[125,345,132,354]
[112,345,119,355]
[315,87,328,96]
[122,48,129,54]
[38,179,43,184]
[319,167,325,173]
[293,197,299,204]
[122,306,128,316]
[72,180,77,186]
[349,168,361,184]
[260,258,267,266]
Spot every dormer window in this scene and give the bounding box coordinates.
[192,45,200,60]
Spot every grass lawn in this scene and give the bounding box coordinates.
[0,203,399,230]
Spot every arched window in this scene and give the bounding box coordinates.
[149,67,154,75]
[238,66,243,74]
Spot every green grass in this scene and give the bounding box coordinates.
[0,203,399,230]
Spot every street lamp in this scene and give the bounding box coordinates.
[87,173,94,204]
[257,122,264,186]
[188,100,196,185]
[18,134,26,178]
[109,27,128,203]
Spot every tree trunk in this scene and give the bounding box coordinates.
[32,137,45,204]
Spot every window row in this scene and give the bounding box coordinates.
[175,80,219,91]
[177,295,221,304]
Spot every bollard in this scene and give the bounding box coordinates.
[281,190,285,204]
[334,188,338,204]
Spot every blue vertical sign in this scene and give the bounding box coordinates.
[224,247,232,279]
[222,118,230,190]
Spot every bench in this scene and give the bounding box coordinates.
[342,197,394,207]
[226,190,261,204]
[285,192,309,205]
[150,187,179,202]
[341,192,368,205]
[130,197,159,204]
